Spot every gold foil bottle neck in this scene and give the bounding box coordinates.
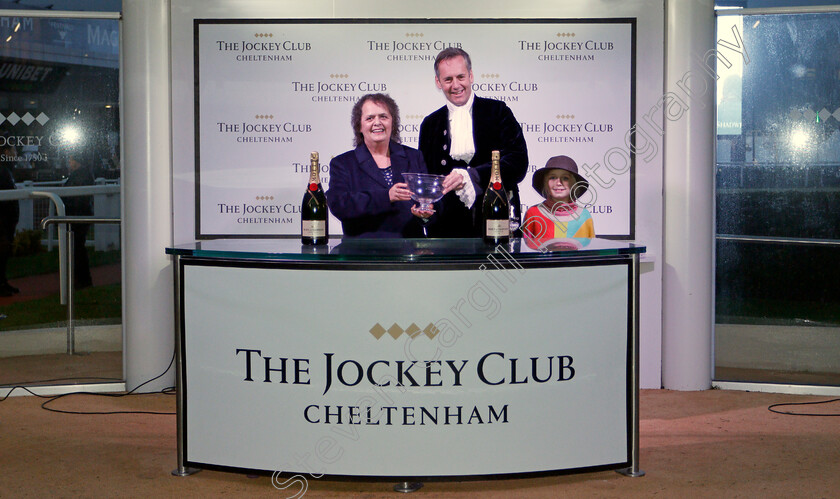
[490,150,501,183]
[309,152,320,183]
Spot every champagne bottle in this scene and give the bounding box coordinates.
[301,151,329,245]
[482,150,510,245]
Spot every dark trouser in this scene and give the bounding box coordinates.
[71,223,92,289]
[0,223,14,285]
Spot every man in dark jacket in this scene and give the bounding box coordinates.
[419,47,529,237]
[64,154,95,289]
[0,135,20,296]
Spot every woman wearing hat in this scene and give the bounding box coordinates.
[521,155,595,241]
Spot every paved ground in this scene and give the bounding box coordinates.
[0,262,121,306]
[2,389,839,497]
[0,263,123,384]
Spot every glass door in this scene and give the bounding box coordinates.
[715,10,840,386]
[0,11,122,391]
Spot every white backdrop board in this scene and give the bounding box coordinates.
[181,259,632,476]
[194,19,635,238]
[170,0,664,392]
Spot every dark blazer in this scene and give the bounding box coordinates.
[327,141,430,238]
[0,164,18,235]
[64,165,95,216]
[418,96,528,238]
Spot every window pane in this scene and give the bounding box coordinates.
[715,12,840,386]
[0,15,121,387]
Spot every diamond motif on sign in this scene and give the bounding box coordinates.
[369,323,386,339]
[803,109,816,121]
[424,323,440,339]
[405,323,422,338]
[789,109,801,120]
[21,113,34,125]
[6,112,20,125]
[818,108,830,122]
[370,322,439,340]
[387,323,404,339]
[36,112,49,125]
[833,108,840,121]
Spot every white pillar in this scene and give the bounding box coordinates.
[662,0,715,390]
[122,0,174,392]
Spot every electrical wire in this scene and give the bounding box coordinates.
[0,350,176,415]
[40,389,176,415]
[1,385,58,402]
[1,376,122,388]
[0,380,123,403]
[39,349,177,415]
[768,398,840,416]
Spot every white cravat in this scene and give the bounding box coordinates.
[447,92,475,163]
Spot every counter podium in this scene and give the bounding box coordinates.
[166,237,646,480]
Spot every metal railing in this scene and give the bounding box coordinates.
[715,161,840,190]
[41,216,121,355]
[2,184,121,293]
[716,234,840,248]
[0,182,121,246]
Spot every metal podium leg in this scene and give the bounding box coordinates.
[394,481,423,493]
[171,255,200,477]
[618,253,645,477]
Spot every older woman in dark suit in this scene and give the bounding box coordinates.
[327,93,434,238]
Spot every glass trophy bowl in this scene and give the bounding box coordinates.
[401,173,446,212]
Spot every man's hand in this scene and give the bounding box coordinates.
[442,170,466,194]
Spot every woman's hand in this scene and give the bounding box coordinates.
[389,182,412,202]
[411,205,435,219]
[442,170,466,194]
